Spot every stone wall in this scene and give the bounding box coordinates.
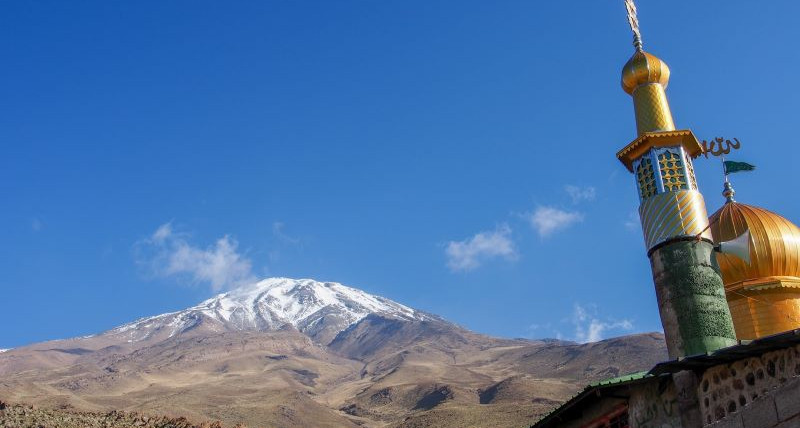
[629,379,681,428]
[707,377,800,428]
[699,344,800,426]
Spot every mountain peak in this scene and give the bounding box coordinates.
[200,277,425,328]
[109,277,430,344]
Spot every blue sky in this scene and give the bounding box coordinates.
[2,1,799,349]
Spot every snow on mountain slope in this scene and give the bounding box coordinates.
[107,278,430,344]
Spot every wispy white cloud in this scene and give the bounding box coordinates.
[152,223,173,243]
[526,206,583,237]
[272,221,301,246]
[571,303,633,343]
[445,225,517,272]
[137,222,256,291]
[624,211,640,231]
[565,185,596,204]
[31,218,43,232]
[527,322,556,338]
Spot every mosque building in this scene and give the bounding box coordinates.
[530,2,800,427]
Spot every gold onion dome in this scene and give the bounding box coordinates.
[620,49,676,135]
[709,200,800,340]
[621,50,671,95]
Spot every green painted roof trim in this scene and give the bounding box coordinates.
[530,371,654,428]
[589,370,650,387]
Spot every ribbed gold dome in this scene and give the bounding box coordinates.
[621,50,671,95]
[709,201,800,339]
[710,202,800,285]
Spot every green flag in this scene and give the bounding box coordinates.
[724,161,756,175]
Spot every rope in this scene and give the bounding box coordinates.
[695,214,720,241]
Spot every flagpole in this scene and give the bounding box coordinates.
[721,155,736,203]
[722,155,729,184]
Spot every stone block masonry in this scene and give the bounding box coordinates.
[705,347,800,428]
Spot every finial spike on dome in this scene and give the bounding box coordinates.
[723,181,736,203]
[625,0,644,51]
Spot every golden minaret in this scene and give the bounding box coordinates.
[615,0,737,359]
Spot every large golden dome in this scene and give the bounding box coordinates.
[709,200,800,339]
[710,202,800,285]
[621,50,671,94]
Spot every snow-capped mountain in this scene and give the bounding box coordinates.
[107,277,431,344]
[0,276,669,428]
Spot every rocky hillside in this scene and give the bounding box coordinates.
[0,278,668,428]
[0,401,240,428]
